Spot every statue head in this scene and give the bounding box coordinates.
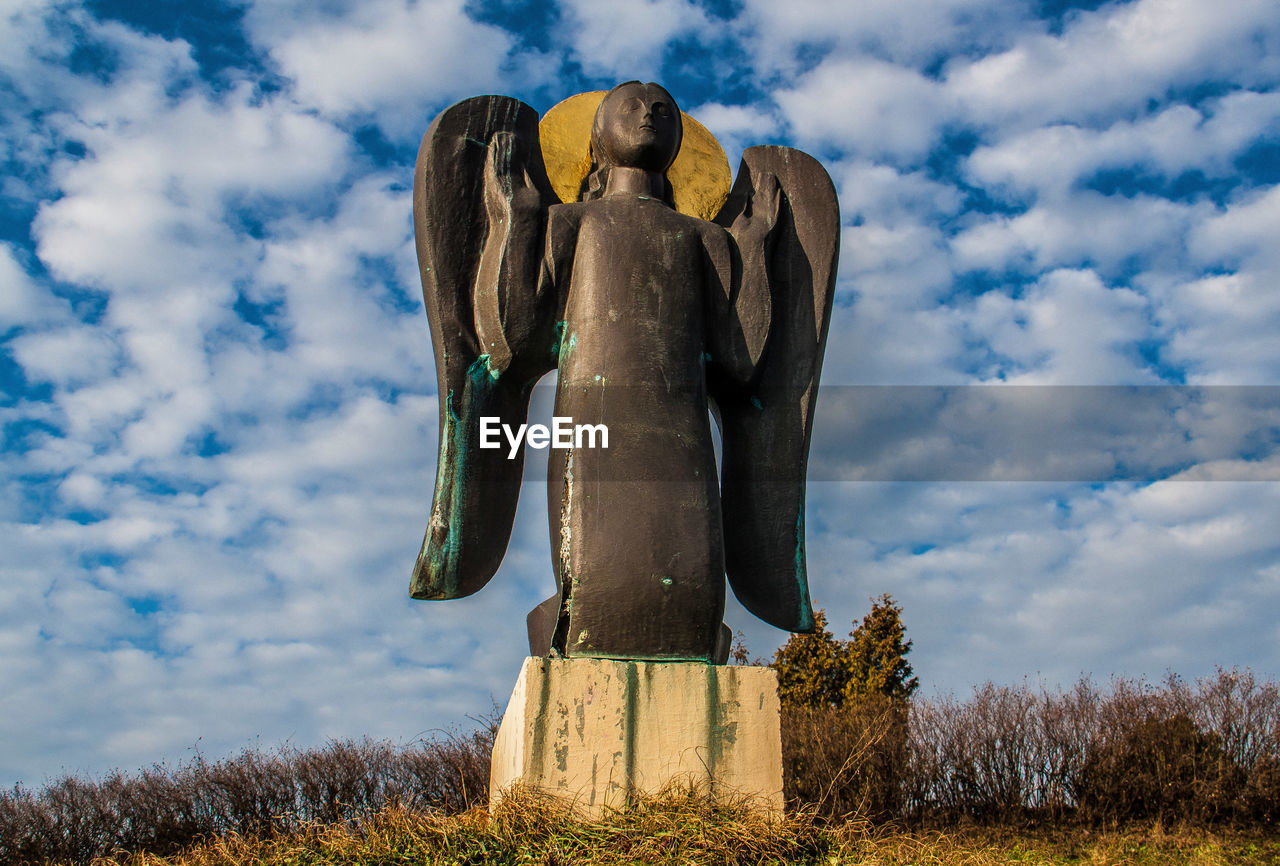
[582,82,682,205]
[591,81,683,173]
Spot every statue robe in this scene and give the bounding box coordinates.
[540,193,769,661]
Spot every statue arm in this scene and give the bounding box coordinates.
[705,172,780,382]
[474,133,554,375]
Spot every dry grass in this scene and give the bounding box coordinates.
[828,824,1280,865]
[9,670,1280,863]
[87,799,1280,866]
[96,789,830,866]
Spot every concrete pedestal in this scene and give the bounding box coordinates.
[490,657,783,816]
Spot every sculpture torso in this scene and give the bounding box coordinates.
[547,195,731,660]
[556,196,717,387]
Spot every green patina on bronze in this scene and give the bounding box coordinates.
[478,352,501,381]
[793,509,814,633]
[410,356,502,600]
[529,659,552,778]
[559,330,577,364]
[623,662,639,802]
[706,665,720,788]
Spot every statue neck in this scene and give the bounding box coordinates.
[604,166,667,201]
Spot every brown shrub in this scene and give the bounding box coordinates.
[0,717,495,865]
[901,670,1280,828]
[782,695,907,821]
[1077,712,1245,825]
[1239,754,1280,828]
[905,683,1046,822]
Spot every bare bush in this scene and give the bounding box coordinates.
[782,695,907,821]
[787,667,1280,829]
[1076,713,1244,825]
[1188,668,1280,770]
[905,683,1044,821]
[387,724,494,814]
[0,717,495,865]
[1239,754,1280,828]
[6,670,1279,863]
[1035,678,1101,818]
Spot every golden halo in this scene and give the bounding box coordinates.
[539,90,732,222]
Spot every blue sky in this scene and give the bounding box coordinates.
[2,0,1279,788]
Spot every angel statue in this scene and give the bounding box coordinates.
[409,82,839,664]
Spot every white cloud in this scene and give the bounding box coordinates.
[685,101,777,170]
[738,0,1027,75]
[688,103,773,140]
[821,302,969,385]
[1145,185,1280,382]
[832,159,963,226]
[0,0,54,69]
[558,0,712,81]
[951,192,1204,275]
[252,175,422,383]
[809,382,1280,487]
[814,158,971,384]
[22,56,367,467]
[778,57,953,161]
[0,244,68,330]
[1190,183,1280,271]
[844,221,949,281]
[36,82,349,292]
[964,269,1154,384]
[57,471,106,508]
[1153,273,1280,385]
[8,325,119,386]
[245,0,521,139]
[946,0,1280,129]
[965,92,1280,200]
[794,480,1280,693]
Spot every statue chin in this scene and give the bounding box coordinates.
[608,141,675,173]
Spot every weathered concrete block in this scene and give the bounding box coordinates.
[490,657,783,816]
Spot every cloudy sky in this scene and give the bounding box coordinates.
[3,0,1279,788]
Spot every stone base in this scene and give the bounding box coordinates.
[490,657,783,816]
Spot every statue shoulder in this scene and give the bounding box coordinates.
[548,200,588,221]
[547,201,588,238]
[693,211,734,252]
[632,201,725,242]
[544,202,587,272]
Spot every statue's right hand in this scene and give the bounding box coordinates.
[483,132,541,227]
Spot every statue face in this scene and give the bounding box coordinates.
[594,82,682,172]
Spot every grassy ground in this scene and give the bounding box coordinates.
[93,794,1280,866]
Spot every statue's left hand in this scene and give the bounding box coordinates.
[730,170,781,252]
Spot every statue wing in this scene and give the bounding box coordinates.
[410,95,559,600]
[712,146,840,633]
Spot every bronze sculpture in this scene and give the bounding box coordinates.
[410,82,839,663]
